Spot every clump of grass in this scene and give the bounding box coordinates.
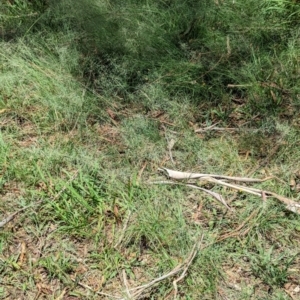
[53,0,300,119]
[1,0,300,299]
[250,245,295,287]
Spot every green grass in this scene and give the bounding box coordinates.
[0,0,300,299]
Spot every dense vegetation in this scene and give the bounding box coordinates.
[1,0,300,299]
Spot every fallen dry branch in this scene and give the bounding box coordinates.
[194,119,262,134]
[195,126,241,133]
[122,269,132,299]
[173,235,204,299]
[127,265,184,299]
[159,167,272,182]
[71,279,121,299]
[72,235,204,300]
[150,180,232,211]
[155,168,300,215]
[194,122,261,134]
[227,84,253,88]
[127,234,204,300]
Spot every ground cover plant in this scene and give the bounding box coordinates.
[1,0,300,299]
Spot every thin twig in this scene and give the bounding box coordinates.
[247,142,282,176]
[127,236,203,299]
[226,35,231,56]
[173,235,204,299]
[72,279,121,299]
[129,265,184,293]
[149,180,231,210]
[200,54,225,78]
[227,84,253,88]
[137,161,147,183]
[156,168,300,215]
[217,209,258,242]
[162,125,176,166]
[0,205,34,227]
[2,12,39,19]
[195,117,263,133]
[195,127,241,133]
[114,210,132,249]
[195,122,220,132]
[159,167,272,182]
[122,269,132,299]
[168,139,176,165]
[54,288,67,300]
[202,177,262,196]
